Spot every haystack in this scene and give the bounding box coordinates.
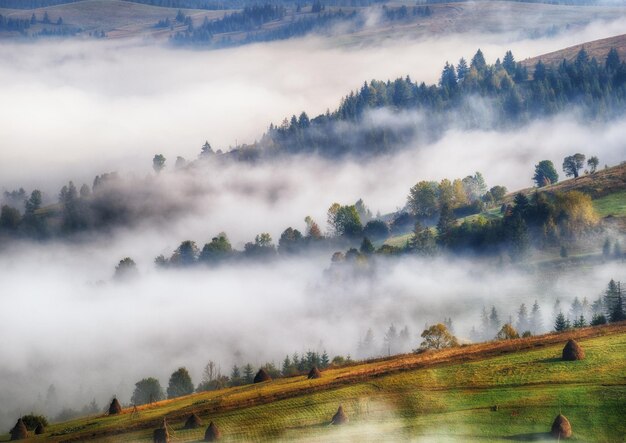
[253,368,271,383]
[34,423,45,435]
[562,339,585,361]
[204,421,221,441]
[109,397,122,415]
[307,367,322,379]
[153,418,169,443]
[184,413,202,429]
[551,414,572,439]
[331,405,348,425]
[10,418,28,440]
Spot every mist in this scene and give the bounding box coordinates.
[1,5,625,432]
[2,13,626,188]
[1,234,622,425]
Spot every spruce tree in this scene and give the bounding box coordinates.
[436,203,456,247]
[610,293,625,323]
[530,300,542,333]
[554,312,568,332]
[516,303,528,333]
[243,364,254,384]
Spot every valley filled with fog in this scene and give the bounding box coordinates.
[1,10,625,429]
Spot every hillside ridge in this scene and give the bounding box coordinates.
[42,321,626,442]
[523,33,626,67]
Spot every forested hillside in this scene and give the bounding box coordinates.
[244,47,626,158]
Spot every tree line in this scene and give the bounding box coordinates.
[169,5,362,47]
[0,11,74,37]
[1,154,616,271]
[238,47,626,158]
[128,349,335,406]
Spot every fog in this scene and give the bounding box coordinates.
[1,237,622,425]
[2,14,626,188]
[0,8,625,432]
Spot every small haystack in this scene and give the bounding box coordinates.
[253,368,272,383]
[153,418,169,443]
[204,421,221,441]
[562,339,585,361]
[34,423,45,435]
[307,367,322,379]
[184,413,202,429]
[109,397,122,415]
[331,405,348,425]
[9,418,28,441]
[551,414,572,439]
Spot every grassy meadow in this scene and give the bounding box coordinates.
[5,323,624,442]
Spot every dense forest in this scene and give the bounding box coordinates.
[242,47,626,158]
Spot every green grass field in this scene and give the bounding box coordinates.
[593,190,626,218]
[7,326,624,442]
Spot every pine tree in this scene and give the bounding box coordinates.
[321,351,330,368]
[200,141,214,157]
[591,313,607,326]
[440,62,458,91]
[436,203,456,247]
[516,303,529,333]
[570,297,583,320]
[281,356,292,376]
[243,364,254,384]
[606,47,621,72]
[554,312,568,332]
[456,57,469,81]
[610,292,625,323]
[604,279,624,322]
[530,300,542,334]
[470,49,487,71]
[502,50,516,75]
[489,306,500,336]
[230,365,242,386]
[573,314,586,328]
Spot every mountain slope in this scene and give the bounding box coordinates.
[523,33,626,68]
[11,322,626,442]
